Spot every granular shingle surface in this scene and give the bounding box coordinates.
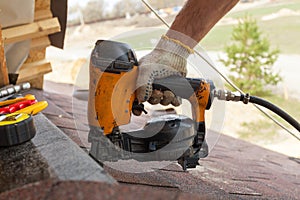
[1,80,298,199]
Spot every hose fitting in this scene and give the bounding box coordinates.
[214,89,242,102]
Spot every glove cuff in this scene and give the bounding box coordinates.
[155,35,193,59]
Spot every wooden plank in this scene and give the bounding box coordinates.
[27,76,44,89]
[25,48,46,63]
[34,9,53,21]
[30,36,51,49]
[17,60,52,83]
[0,25,9,87]
[35,0,51,11]
[2,17,61,44]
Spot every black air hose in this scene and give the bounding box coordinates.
[247,95,300,132]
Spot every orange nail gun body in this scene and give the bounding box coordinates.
[88,40,215,169]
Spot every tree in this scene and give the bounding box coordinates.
[219,15,281,95]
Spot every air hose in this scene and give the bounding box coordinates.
[247,96,300,132]
[215,90,300,133]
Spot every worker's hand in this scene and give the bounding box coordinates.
[136,35,193,105]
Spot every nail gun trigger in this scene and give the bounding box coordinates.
[132,102,148,115]
[139,103,147,114]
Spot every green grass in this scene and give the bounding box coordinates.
[115,1,300,54]
[113,1,300,54]
[200,15,300,54]
[115,29,165,49]
[199,0,300,54]
[258,16,300,54]
[199,25,233,51]
[239,120,278,142]
[227,1,300,20]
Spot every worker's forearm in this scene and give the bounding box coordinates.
[166,0,239,48]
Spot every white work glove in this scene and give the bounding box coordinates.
[136,35,193,105]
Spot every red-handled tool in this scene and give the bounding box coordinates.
[0,99,37,114]
[0,94,36,107]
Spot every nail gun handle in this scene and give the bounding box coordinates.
[153,76,196,99]
[152,76,214,123]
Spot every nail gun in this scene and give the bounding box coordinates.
[87,40,300,170]
[87,40,216,170]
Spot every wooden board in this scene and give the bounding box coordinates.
[35,0,51,11]
[30,36,51,49]
[25,48,46,63]
[1,0,60,89]
[27,76,44,90]
[17,60,52,83]
[34,9,53,21]
[2,17,61,44]
[0,25,9,87]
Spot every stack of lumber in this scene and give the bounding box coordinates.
[1,0,61,89]
[0,25,9,87]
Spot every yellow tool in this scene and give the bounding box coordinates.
[0,94,35,107]
[88,41,212,135]
[0,100,48,147]
[88,40,214,169]
[15,101,48,115]
[0,113,31,126]
[0,113,35,147]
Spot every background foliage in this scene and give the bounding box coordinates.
[219,15,282,95]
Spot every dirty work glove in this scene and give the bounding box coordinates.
[136,35,194,105]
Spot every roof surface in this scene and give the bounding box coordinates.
[1,80,299,199]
